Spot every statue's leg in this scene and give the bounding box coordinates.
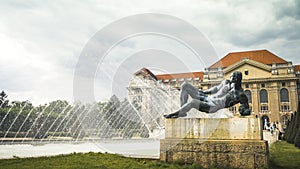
[180,82,201,106]
[164,99,203,118]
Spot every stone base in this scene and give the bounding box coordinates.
[160,139,269,169]
[160,118,269,169]
[164,118,262,140]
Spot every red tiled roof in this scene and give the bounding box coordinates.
[134,68,203,81]
[209,50,288,68]
[134,68,157,80]
[156,72,204,81]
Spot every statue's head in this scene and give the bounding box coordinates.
[230,71,242,83]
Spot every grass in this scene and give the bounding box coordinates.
[0,141,299,169]
[0,152,203,169]
[269,141,300,169]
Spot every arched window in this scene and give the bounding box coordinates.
[260,89,268,103]
[244,90,252,104]
[280,88,289,102]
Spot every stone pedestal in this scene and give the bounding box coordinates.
[160,117,269,169]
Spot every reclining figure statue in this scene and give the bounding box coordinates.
[164,71,251,118]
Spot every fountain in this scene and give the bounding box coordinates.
[0,75,183,158]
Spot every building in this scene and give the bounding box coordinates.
[128,50,300,130]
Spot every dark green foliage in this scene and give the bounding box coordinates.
[0,91,149,140]
[0,98,76,139]
[283,114,291,141]
[0,101,35,133]
[99,95,148,138]
[294,102,300,148]
[283,112,294,142]
[0,90,8,108]
[291,104,300,143]
[284,101,300,148]
[285,112,297,143]
[0,131,34,138]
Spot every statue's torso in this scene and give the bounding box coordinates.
[207,80,243,113]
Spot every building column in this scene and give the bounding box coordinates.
[269,85,280,122]
[289,81,298,112]
[252,84,259,116]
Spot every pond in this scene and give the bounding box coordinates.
[0,139,160,159]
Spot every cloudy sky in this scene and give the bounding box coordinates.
[0,0,299,105]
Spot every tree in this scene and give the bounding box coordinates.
[284,114,292,141]
[0,99,35,138]
[105,95,121,128]
[32,100,70,139]
[0,90,8,108]
[284,101,300,149]
[286,112,297,143]
[293,102,300,148]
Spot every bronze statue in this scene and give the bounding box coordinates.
[164,71,251,118]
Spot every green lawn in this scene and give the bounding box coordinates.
[0,152,202,169]
[0,141,299,169]
[269,141,300,169]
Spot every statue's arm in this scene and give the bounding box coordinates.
[238,93,251,116]
[202,80,226,94]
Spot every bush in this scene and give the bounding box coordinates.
[294,102,300,148]
[0,131,34,138]
[47,132,72,137]
[284,101,300,148]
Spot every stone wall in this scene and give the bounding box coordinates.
[160,117,269,169]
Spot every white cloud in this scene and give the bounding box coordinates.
[0,0,299,104]
[0,33,73,105]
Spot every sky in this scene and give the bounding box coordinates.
[0,0,299,105]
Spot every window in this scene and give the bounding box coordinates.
[272,69,278,75]
[218,72,223,77]
[280,88,289,102]
[280,105,290,112]
[282,82,286,87]
[260,89,268,103]
[245,90,252,103]
[261,105,268,111]
[245,83,249,88]
[261,83,266,88]
[245,70,249,75]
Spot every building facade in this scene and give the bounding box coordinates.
[128,50,300,130]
